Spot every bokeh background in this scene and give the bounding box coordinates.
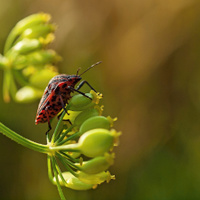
[1,0,200,199]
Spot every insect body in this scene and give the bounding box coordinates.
[35,61,101,133]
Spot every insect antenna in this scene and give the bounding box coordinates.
[76,67,81,76]
[79,61,102,76]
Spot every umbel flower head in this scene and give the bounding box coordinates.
[0,12,121,200]
[47,90,121,192]
[0,13,61,102]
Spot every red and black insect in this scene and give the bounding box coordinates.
[35,61,101,133]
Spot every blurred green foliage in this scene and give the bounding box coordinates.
[1,0,200,200]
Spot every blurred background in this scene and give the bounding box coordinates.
[1,0,200,199]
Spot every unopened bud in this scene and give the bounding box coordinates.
[14,50,61,67]
[29,67,58,90]
[76,171,114,185]
[78,129,120,157]
[53,172,94,190]
[14,13,51,33]
[69,91,102,111]
[73,108,100,127]
[79,116,111,133]
[11,38,42,55]
[19,24,56,40]
[76,153,114,174]
[69,93,94,111]
[15,86,43,103]
[4,13,51,53]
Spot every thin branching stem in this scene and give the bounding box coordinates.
[53,156,69,186]
[56,131,80,146]
[0,122,49,153]
[51,156,66,200]
[51,104,71,143]
[55,125,74,145]
[47,155,54,184]
[59,151,80,163]
[56,152,77,176]
[56,152,80,171]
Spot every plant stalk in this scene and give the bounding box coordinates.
[0,122,49,153]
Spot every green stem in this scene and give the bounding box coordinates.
[59,151,80,164]
[3,69,12,102]
[47,155,54,184]
[53,156,68,186]
[57,131,80,146]
[0,54,8,70]
[57,152,79,170]
[51,156,66,200]
[13,70,30,87]
[55,125,74,145]
[50,143,79,152]
[56,153,77,176]
[0,122,49,153]
[9,70,18,101]
[51,104,71,143]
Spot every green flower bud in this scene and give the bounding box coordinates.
[11,55,26,69]
[29,67,58,90]
[76,153,114,174]
[4,13,51,53]
[13,13,51,34]
[39,33,55,46]
[13,50,61,68]
[15,86,43,103]
[11,38,42,55]
[0,55,9,70]
[3,69,13,102]
[79,116,111,133]
[53,172,94,190]
[18,24,56,41]
[78,129,120,157]
[76,171,115,185]
[69,93,94,111]
[73,108,100,127]
[22,65,37,77]
[69,91,102,111]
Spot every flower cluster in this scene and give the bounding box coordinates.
[0,13,121,200]
[47,90,121,191]
[0,13,60,102]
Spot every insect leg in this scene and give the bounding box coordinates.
[62,119,72,125]
[59,94,67,113]
[57,94,70,120]
[57,110,70,120]
[68,86,92,100]
[76,80,97,92]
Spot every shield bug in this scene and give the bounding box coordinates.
[35,61,101,133]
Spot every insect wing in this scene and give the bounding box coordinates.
[36,84,56,115]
